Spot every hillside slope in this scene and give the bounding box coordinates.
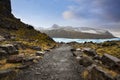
[0,0,56,49]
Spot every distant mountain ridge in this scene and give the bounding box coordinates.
[40,24,115,39]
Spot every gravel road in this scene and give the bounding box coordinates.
[15,44,83,80]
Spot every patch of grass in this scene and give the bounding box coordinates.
[97,46,120,58]
[81,69,89,80]
[70,41,120,58]
[0,59,21,70]
[0,15,56,50]
[0,63,21,70]
[19,48,36,57]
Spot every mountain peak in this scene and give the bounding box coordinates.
[52,24,60,28]
[41,24,115,39]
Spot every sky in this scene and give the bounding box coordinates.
[11,0,120,36]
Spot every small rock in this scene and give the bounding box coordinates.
[23,57,34,62]
[44,49,51,52]
[31,46,41,51]
[76,48,81,51]
[0,36,5,41]
[0,49,7,58]
[35,72,41,75]
[23,61,33,66]
[71,48,76,52]
[13,43,19,50]
[36,51,45,56]
[93,55,101,60]
[22,56,37,65]
[33,59,39,63]
[15,65,29,69]
[76,56,82,62]
[72,50,83,57]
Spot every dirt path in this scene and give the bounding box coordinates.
[15,44,83,80]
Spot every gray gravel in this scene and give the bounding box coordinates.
[15,44,83,80]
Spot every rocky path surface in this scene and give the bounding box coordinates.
[15,44,83,80]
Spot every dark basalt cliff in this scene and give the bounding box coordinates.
[0,0,12,17]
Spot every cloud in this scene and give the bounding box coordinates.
[62,0,120,22]
[62,11,75,19]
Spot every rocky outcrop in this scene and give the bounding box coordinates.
[101,54,120,72]
[72,48,120,80]
[0,0,12,17]
[83,48,97,57]
[88,66,115,80]
[0,44,19,59]
[0,44,18,55]
[0,69,16,80]
[0,48,7,57]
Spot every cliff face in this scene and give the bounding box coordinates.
[0,0,12,17]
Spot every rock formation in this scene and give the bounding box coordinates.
[71,48,120,80]
[0,0,12,17]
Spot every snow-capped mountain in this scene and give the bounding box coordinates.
[39,24,115,39]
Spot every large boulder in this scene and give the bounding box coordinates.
[7,55,23,63]
[0,69,16,80]
[79,56,94,67]
[0,0,12,17]
[88,66,115,80]
[0,44,19,55]
[101,54,120,72]
[83,48,97,57]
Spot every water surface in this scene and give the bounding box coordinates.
[53,38,120,43]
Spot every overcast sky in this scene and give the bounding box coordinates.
[11,0,120,36]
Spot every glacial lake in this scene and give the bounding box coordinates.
[53,38,120,43]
